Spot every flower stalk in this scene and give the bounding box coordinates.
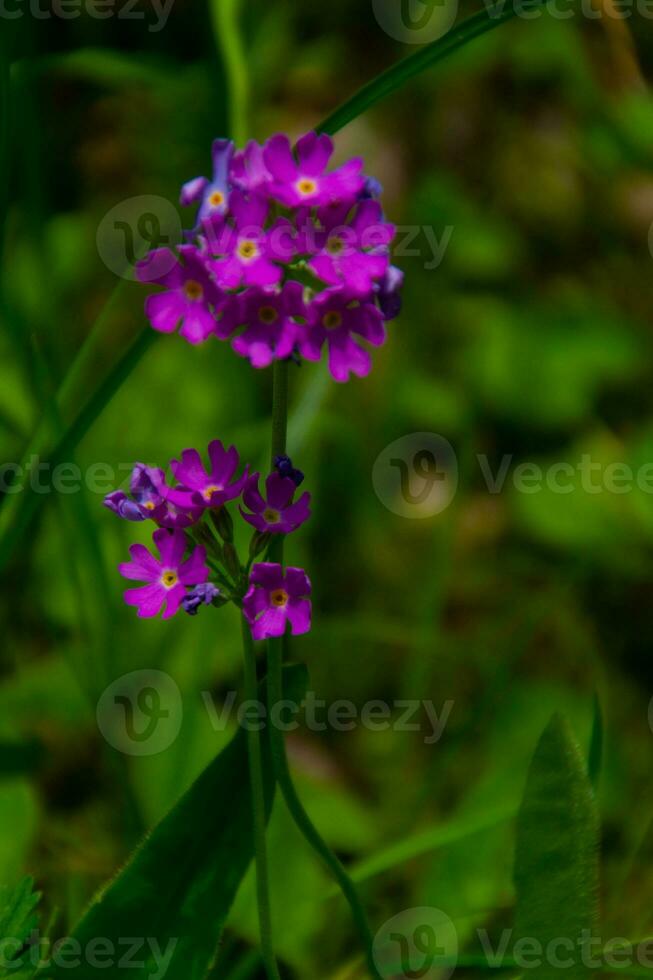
[240,616,282,980]
[266,362,382,980]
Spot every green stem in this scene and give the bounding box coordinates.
[267,636,381,979]
[266,361,381,979]
[210,0,248,145]
[239,616,281,980]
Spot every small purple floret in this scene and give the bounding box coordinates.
[182,582,220,616]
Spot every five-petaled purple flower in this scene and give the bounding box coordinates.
[231,282,306,368]
[136,244,223,344]
[119,529,209,620]
[263,132,363,209]
[243,563,312,640]
[241,471,311,534]
[300,287,386,382]
[169,439,249,510]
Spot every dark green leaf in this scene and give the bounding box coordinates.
[514,714,600,980]
[45,664,308,980]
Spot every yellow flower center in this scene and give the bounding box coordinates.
[297,178,318,197]
[263,508,281,524]
[143,501,156,511]
[238,239,259,261]
[161,571,178,588]
[322,310,343,330]
[327,235,344,255]
[203,484,223,501]
[183,279,204,301]
[259,305,279,325]
[270,588,289,607]
[209,189,225,208]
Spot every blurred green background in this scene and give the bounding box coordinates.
[2,0,653,975]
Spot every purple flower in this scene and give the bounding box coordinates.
[205,192,289,290]
[241,472,311,534]
[119,529,209,620]
[274,454,304,487]
[104,464,202,529]
[376,265,404,321]
[230,140,272,194]
[263,132,364,209]
[182,582,220,615]
[169,439,249,509]
[231,282,306,369]
[243,563,312,640]
[136,244,223,344]
[180,138,234,228]
[300,288,386,382]
[307,200,394,295]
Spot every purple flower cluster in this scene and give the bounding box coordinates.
[137,132,403,382]
[105,442,312,637]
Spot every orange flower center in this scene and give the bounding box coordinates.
[161,571,178,588]
[209,189,225,208]
[270,588,289,607]
[297,178,318,197]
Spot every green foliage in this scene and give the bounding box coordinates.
[514,715,600,980]
[46,665,307,980]
[0,876,40,979]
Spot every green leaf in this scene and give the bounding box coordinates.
[514,714,600,980]
[45,664,308,980]
[318,0,547,135]
[0,876,40,978]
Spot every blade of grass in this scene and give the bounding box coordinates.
[318,0,549,135]
[336,805,515,889]
[0,326,157,572]
[209,0,248,145]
